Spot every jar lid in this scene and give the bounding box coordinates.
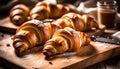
[97,1,117,6]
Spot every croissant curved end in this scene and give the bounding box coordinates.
[12,15,24,26]
[30,14,40,20]
[13,41,28,56]
[43,45,57,57]
[93,20,99,29]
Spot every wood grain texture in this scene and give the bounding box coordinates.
[0,35,120,69]
[0,17,18,34]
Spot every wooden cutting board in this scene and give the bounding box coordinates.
[0,16,120,69]
[0,37,120,69]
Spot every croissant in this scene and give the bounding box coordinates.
[43,27,91,57]
[30,1,72,20]
[50,12,98,32]
[61,12,98,31]
[9,4,30,26]
[12,12,98,56]
[12,20,61,56]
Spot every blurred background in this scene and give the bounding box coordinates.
[0,0,120,15]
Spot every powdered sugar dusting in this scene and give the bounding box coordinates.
[94,42,117,48]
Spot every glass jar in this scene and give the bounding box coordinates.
[97,0,117,28]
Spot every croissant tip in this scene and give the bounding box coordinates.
[13,16,23,26]
[13,42,26,56]
[43,49,52,57]
[15,48,21,57]
[31,14,40,19]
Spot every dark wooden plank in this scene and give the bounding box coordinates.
[105,55,120,69]
[0,17,18,34]
[85,61,106,69]
[85,55,120,69]
[0,57,24,69]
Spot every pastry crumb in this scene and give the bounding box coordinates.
[6,43,10,47]
[49,62,53,65]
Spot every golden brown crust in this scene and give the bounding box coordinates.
[62,12,98,31]
[30,6,50,20]
[43,27,91,57]
[9,4,30,26]
[12,30,36,56]
[12,20,46,56]
[10,4,29,12]
[81,15,99,31]
[30,1,72,20]
[35,1,50,7]
[12,12,97,56]
[52,18,66,29]
[12,19,60,56]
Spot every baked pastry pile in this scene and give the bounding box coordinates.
[9,1,72,26]
[9,1,98,57]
